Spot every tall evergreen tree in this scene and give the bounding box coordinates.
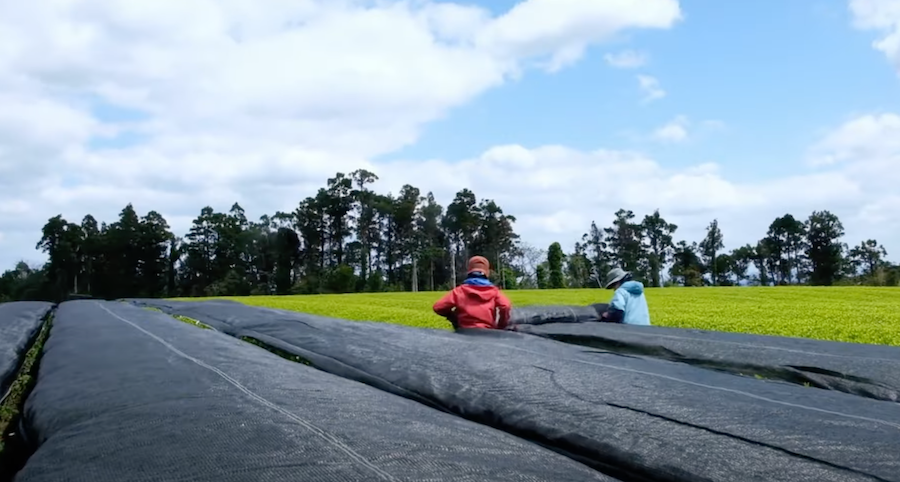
[641,210,678,287]
[804,210,845,286]
[547,242,565,289]
[699,219,724,286]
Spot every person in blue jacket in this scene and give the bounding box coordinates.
[599,267,651,325]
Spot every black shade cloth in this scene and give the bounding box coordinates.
[15,300,609,482]
[513,320,900,403]
[0,301,53,398]
[509,305,603,325]
[132,299,900,482]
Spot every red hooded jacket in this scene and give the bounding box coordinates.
[433,282,512,330]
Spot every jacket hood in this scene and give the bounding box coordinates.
[620,280,644,295]
[459,283,500,301]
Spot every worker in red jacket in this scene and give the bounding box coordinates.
[433,255,512,330]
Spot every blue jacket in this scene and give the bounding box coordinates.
[609,281,651,326]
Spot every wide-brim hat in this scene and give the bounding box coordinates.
[604,268,630,289]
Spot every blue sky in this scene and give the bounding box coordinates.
[390,0,899,183]
[2,0,900,270]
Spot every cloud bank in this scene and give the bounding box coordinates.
[1,0,899,270]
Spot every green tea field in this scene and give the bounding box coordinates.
[186,286,900,347]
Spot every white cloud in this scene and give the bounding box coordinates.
[806,113,900,166]
[476,0,681,71]
[371,113,898,258]
[637,74,666,103]
[368,122,899,257]
[799,112,900,251]
[849,0,900,70]
[857,194,900,226]
[4,109,900,269]
[647,116,725,143]
[0,0,684,268]
[652,116,690,142]
[604,49,648,68]
[1,0,900,272]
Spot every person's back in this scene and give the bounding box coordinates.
[600,267,651,326]
[433,256,511,330]
[610,280,650,325]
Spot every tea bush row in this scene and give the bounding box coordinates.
[197,286,900,346]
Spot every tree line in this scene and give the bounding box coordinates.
[544,209,898,289]
[2,170,897,302]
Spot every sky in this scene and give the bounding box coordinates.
[1,0,900,270]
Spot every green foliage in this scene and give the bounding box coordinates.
[641,209,677,288]
[0,262,48,302]
[3,171,899,302]
[535,264,548,289]
[670,241,705,286]
[0,314,52,466]
[699,219,725,285]
[804,210,845,286]
[210,286,900,347]
[325,264,358,293]
[173,314,211,330]
[847,239,889,278]
[604,209,645,278]
[240,337,312,365]
[2,170,524,301]
[144,306,210,329]
[764,214,807,284]
[547,242,565,289]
